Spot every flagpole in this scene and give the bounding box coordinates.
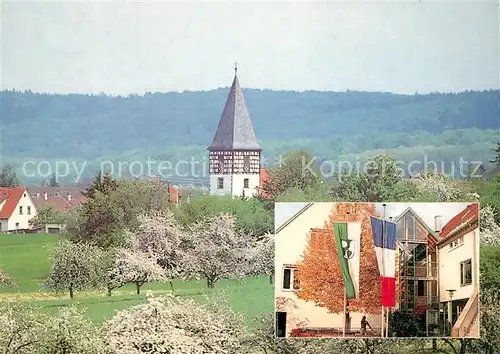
[386,307,390,337]
[343,286,347,338]
[381,204,387,338]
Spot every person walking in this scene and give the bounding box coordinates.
[360,315,373,336]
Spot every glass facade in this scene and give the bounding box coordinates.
[397,211,439,313]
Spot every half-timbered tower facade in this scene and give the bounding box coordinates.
[207,68,261,197]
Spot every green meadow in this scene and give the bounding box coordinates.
[0,233,274,326]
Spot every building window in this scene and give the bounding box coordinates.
[449,236,465,250]
[19,206,23,215]
[243,178,249,189]
[27,206,31,215]
[23,193,26,197]
[15,222,19,229]
[460,259,472,286]
[217,177,224,189]
[282,266,300,290]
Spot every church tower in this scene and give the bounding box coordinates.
[207,65,261,197]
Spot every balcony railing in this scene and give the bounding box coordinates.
[400,263,438,278]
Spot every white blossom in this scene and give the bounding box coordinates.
[104,294,245,354]
[480,204,500,246]
[0,304,109,354]
[108,248,167,294]
[129,211,185,280]
[410,170,476,202]
[248,233,275,278]
[181,214,252,288]
[0,267,16,287]
[0,304,46,353]
[44,240,105,298]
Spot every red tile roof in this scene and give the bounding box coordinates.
[27,187,85,199]
[259,168,272,198]
[0,187,27,219]
[32,196,85,213]
[439,203,479,241]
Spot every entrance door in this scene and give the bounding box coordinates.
[276,312,287,337]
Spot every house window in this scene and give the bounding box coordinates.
[243,178,249,189]
[282,266,300,290]
[460,259,472,286]
[217,177,224,189]
[15,222,19,229]
[27,206,31,215]
[23,193,26,197]
[449,236,464,250]
[283,268,291,289]
[19,206,23,215]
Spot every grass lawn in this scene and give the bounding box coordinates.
[0,233,273,327]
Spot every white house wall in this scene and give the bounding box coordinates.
[438,228,479,303]
[6,191,37,231]
[231,174,260,197]
[275,202,382,336]
[209,175,232,196]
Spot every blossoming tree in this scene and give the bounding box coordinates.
[130,212,185,289]
[248,233,275,283]
[107,247,167,295]
[182,213,251,288]
[105,294,245,354]
[44,240,105,299]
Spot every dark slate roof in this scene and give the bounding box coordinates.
[207,74,261,151]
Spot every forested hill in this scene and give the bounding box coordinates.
[1,89,499,159]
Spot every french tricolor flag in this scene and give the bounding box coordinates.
[370,216,397,308]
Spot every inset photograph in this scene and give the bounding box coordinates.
[274,202,479,339]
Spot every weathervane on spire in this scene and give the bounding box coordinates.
[234,61,238,76]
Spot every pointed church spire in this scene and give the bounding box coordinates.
[207,65,261,151]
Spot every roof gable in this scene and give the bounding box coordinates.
[393,206,437,237]
[438,203,479,242]
[0,187,27,219]
[276,203,314,234]
[208,74,261,151]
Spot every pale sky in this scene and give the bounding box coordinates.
[275,202,471,231]
[2,1,499,94]
[275,202,309,230]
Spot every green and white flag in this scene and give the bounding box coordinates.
[334,222,361,299]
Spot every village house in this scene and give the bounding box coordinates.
[0,187,37,232]
[436,203,479,338]
[27,187,86,213]
[275,202,480,338]
[26,187,86,233]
